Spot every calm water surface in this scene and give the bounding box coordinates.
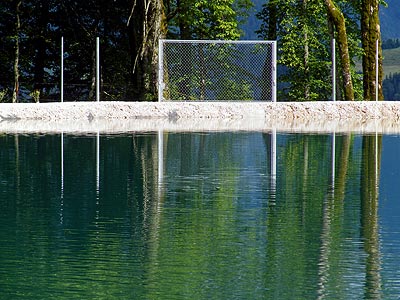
[0,132,399,299]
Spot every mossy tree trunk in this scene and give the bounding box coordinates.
[302,0,310,100]
[361,0,383,101]
[324,0,354,101]
[127,0,166,101]
[12,0,22,103]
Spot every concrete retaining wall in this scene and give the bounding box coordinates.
[0,101,399,134]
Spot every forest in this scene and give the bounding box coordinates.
[383,73,400,100]
[0,0,388,102]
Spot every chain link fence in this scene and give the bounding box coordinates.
[159,40,277,102]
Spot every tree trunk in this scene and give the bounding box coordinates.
[127,0,166,101]
[302,0,310,100]
[361,0,383,100]
[177,0,190,39]
[266,1,277,41]
[12,0,22,103]
[33,0,49,99]
[324,0,354,101]
[88,46,97,101]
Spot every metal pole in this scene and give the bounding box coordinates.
[61,36,64,102]
[376,39,379,102]
[96,37,100,102]
[158,40,164,102]
[272,41,277,102]
[332,38,336,101]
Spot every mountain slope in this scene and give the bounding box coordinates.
[242,0,399,40]
[380,0,400,40]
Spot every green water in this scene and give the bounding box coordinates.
[0,132,399,299]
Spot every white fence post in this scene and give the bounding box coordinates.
[158,39,164,102]
[332,38,336,102]
[61,36,64,102]
[376,39,379,102]
[96,37,100,102]
[272,41,277,103]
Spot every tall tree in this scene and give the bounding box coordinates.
[127,0,166,101]
[0,2,14,97]
[325,0,354,100]
[361,0,383,100]
[12,0,22,103]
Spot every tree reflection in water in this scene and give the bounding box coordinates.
[361,135,382,299]
[0,132,393,299]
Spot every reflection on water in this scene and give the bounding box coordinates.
[0,132,399,299]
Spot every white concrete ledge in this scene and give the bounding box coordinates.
[0,101,400,134]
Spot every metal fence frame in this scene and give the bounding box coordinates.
[158,39,277,102]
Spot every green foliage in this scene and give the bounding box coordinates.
[29,90,40,103]
[215,78,253,100]
[0,89,8,103]
[167,0,252,40]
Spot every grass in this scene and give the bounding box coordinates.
[382,47,400,77]
[356,47,400,77]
